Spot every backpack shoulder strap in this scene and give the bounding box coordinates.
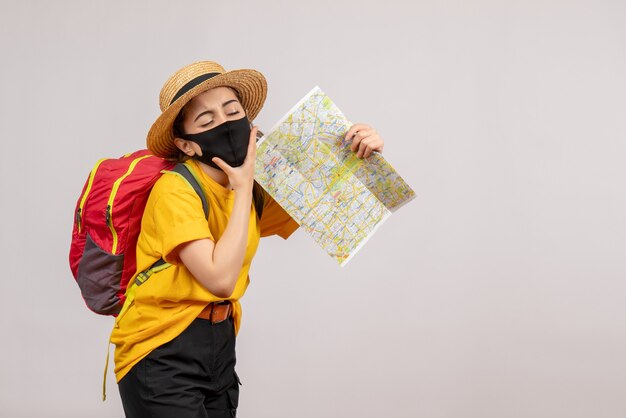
[164,162,209,220]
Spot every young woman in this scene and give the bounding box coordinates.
[110,60,385,417]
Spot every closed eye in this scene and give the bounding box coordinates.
[199,111,239,127]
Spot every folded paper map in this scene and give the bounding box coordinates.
[255,86,416,266]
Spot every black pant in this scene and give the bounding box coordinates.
[118,316,241,418]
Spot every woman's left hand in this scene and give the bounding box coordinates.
[345,123,384,158]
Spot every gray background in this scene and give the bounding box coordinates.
[1,0,625,417]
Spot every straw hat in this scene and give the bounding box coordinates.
[147,60,267,158]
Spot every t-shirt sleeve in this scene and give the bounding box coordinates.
[149,174,214,264]
[259,192,299,239]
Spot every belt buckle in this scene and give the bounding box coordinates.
[211,301,231,324]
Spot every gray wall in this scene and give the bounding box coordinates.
[1,0,625,417]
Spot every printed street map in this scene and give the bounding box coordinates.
[255,86,416,266]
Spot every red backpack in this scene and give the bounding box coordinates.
[69,149,208,316]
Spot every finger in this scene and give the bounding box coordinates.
[345,123,371,143]
[349,128,374,152]
[357,137,378,158]
[366,142,383,156]
[363,136,384,157]
[350,128,376,152]
[211,156,232,173]
[363,142,380,158]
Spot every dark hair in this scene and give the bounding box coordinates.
[172,107,190,163]
[172,105,265,219]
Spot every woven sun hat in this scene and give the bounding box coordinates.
[146,60,267,158]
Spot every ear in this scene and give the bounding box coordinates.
[173,138,197,156]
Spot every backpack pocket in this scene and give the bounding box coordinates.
[77,233,125,315]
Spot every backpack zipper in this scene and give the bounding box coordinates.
[105,154,153,254]
[76,158,107,233]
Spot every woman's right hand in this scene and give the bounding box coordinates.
[211,125,258,192]
[180,125,257,297]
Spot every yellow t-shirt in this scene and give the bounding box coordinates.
[110,159,298,382]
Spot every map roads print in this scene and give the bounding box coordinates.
[255,86,416,266]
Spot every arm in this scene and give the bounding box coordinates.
[176,127,258,298]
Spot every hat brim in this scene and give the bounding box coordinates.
[147,69,267,158]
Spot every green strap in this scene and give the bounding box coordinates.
[167,162,209,219]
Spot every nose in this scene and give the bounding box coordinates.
[212,111,229,127]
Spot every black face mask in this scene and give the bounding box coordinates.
[181,116,251,170]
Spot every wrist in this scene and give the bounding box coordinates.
[233,183,253,196]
